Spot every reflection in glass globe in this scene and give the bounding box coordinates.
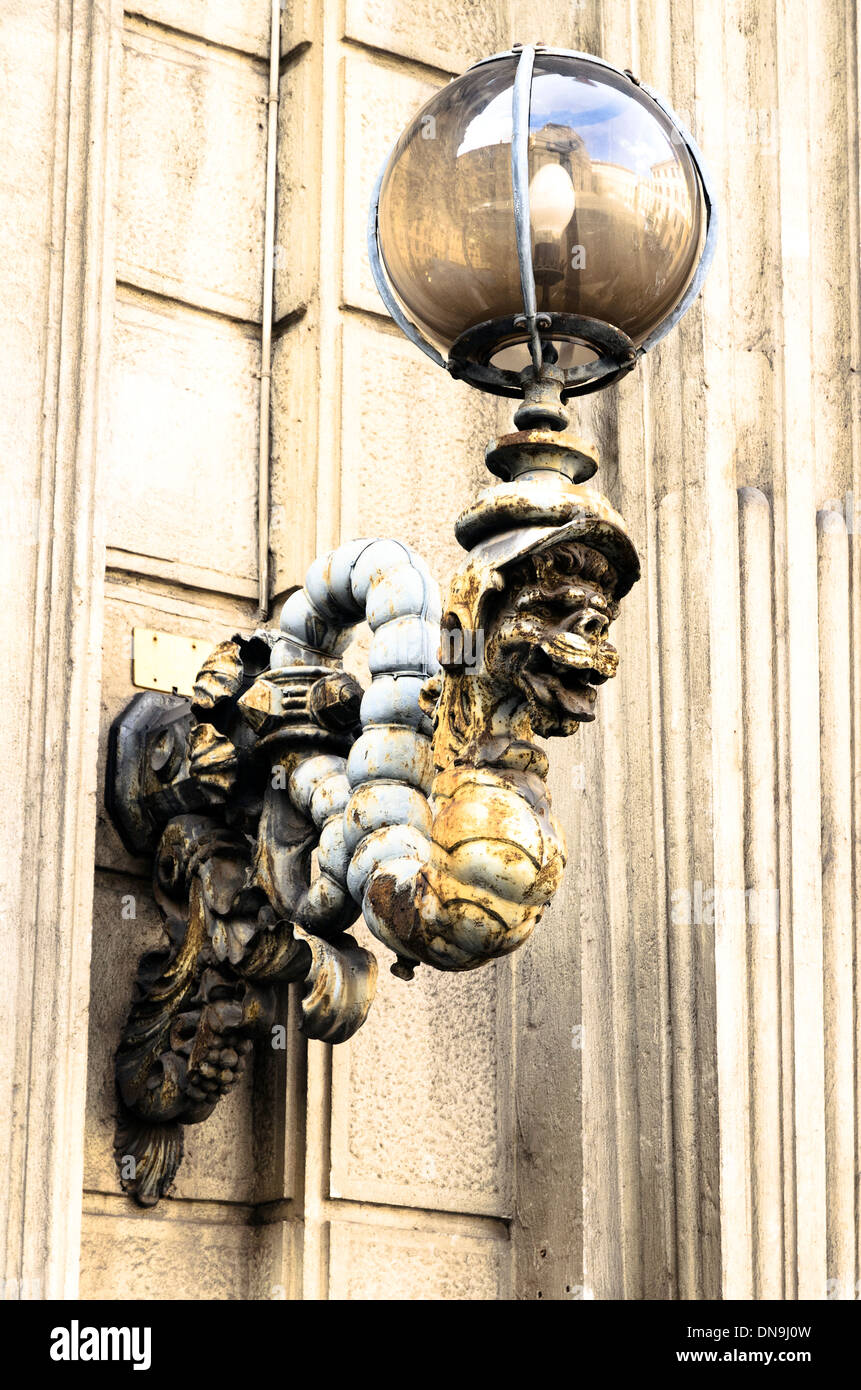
[377,51,706,364]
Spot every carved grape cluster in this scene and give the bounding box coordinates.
[186,1032,253,1103]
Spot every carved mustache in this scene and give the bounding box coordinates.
[539,630,618,683]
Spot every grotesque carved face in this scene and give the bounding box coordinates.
[483,541,621,736]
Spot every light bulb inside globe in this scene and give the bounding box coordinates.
[529,162,577,241]
[370,46,716,400]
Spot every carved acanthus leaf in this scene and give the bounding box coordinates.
[187,722,238,797]
[293,926,378,1044]
[191,639,245,709]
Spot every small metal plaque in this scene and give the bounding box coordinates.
[132,627,211,698]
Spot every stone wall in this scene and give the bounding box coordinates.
[84,3,272,1297]
[1,0,859,1301]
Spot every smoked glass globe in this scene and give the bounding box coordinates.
[375,49,710,391]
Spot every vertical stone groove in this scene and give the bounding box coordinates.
[817,510,855,1297]
[739,487,784,1298]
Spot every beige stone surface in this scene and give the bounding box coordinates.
[817,511,855,1299]
[118,22,267,320]
[0,0,118,1300]
[338,317,500,587]
[328,1219,510,1300]
[511,741,585,1300]
[250,1219,304,1300]
[275,51,321,320]
[80,1207,257,1300]
[341,52,441,314]
[108,291,260,583]
[281,0,319,56]
[508,0,603,54]
[343,0,503,74]
[130,0,273,56]
[270,316,322,595]
[330,921,514,1216]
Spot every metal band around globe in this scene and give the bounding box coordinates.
[366,153,446,369]
[511,43,542,373]
[448,314,638,399]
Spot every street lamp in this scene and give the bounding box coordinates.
[369,45,716,405]
[105,45,716,1206]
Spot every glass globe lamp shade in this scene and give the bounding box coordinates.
[370,47,716,398]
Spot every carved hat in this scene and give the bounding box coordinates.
[445,475,640,636]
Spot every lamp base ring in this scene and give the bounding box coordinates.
[447,314,638,399]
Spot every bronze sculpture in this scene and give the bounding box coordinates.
[107,422,639,1204]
